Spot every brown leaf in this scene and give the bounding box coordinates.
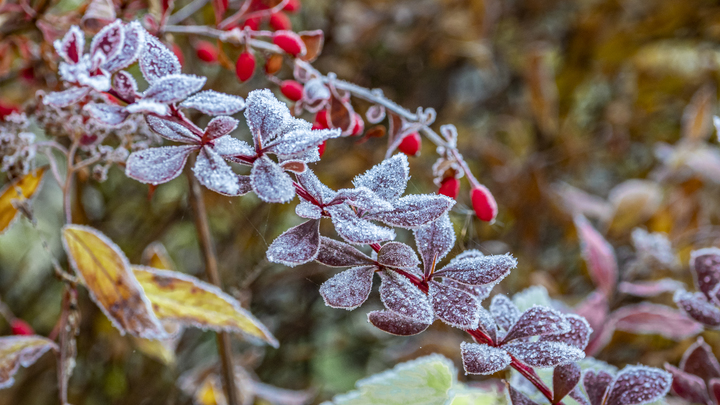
[682,84,716,142]
[0,336,57,389]
[299,30,324,62]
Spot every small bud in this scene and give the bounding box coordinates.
[235,51,256,82]
[195,40,218,63]
[438,177,460,199]
[315,109,329,128]
[273,31,304,56]
[280,80,304,101]
[269,12,292,31]
[242,17,260,30]
[398,132,421,156]
[172,43,184,66]
[318,140,327,157]
[471,185,498,222]
[11,319,34,336]
[283,0,300,12]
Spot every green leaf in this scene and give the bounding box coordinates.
[448,386,506,405]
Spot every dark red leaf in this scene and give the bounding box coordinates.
[553,362,582,403]
[367,310,430,336]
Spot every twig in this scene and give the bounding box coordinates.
[167,0,210,25]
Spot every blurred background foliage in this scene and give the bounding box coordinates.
[3,0,720,403]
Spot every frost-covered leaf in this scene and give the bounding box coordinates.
[617,279,684,297]
[132,266,277,347]
[367,310,430,336]
[540,314,592,350]
[331,187,394,213]
[90,19,124,60]
[503,341,584,368]
[430,281,480,329]
[367,194,454,228]
[352,154,409,201]
[502,306,569,343]
[460,342,510,375]
[193,146,245,196]
[43,87,90,107]
[608,180,662,232]
[674,290,720,328]
[297,169,336,204]
[315,237,375,267]
[0,168,45,234]
[296,201,322,219]
[266,127,341,157]
[605,366,672,405]
[327,205,396,245]
[244,89,293,144]
[680,336,720,382]
[379,270,433,324]
[490,295,521,331]
[103,21,145,72]
[204,116,238,140]
[143,74,206,104]
[575,215,618,297]
[664,364,709,405]
[126,145,196,185]
[377,242,420,269]
[585,370,614,405]
[414,213,456,275]
[631,228,675,268]
[267,219,320,266]
[85,103,128,125]
[212,135,254,158]
[691,248,720,299]
[319,266,375,310]
[124,100,169,115]
[251,155,295,203]
[139,35,181,83]
[554,362,582,403]
[477,308,498,344]
[55,25,84,64]
[711,379,720,405]
[62,225,166,339]
[112,70,138,101]
[507,384,540,405]
[146,115,199,144]
[180,90,245,115]
[612,303,703,340]
[435,254,516,286]
[0,336,57,389]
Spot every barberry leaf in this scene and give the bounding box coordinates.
[490,294,521,331]
[193,146,245,196]
[85,103,128,125]
[112,70,138,102]
[477,307,498,344]
[90,19,124,61]
[54,25,84,64]
[62,225,166,339]
[132,266,278,347]
[612,303,703,341]
[540,314,592,350]
[180,90,246,115]
[244,89,293,144]
[319,265,375,310]
[367,310,430,336]
[139,35,181,83]
[0,168,45,234]
[266,126,340,157]
[146,115,200,144]
[441,278,495,303]
[296,169,337,204]
[103,21,145,72]
[367,194,454,228]
[674,290,720,328]
[266,219,321,266]
[502,306,570,343]
[680,336,720,382]
[553,362,582,403]
[296,202,321,219]
[377,242,420,269]
[503,341,584,368]
[352,154,409,201]
[460,342,510,375]
[710,379,720,405]
[575,215,618,297]
[143,74,206,104]
[414,213,456,275]
[126,145,197,185]
[43,87,90,107]
[124,99,169,115]
[331,187,394,212]
[605,366,672,405]
[315,236,375,267]
[584,370,614,405]
[691,248,720,299]
[664,364,710,405]
[204,116,238,140]
[327,204,396,245]
[506,383,540,405]
[0,336,57,389]
[617,279,685,298]
[379,270,434,324]
[435,254,516,286]
[250,155,295,203]
[429,281,480,329]
[212,135,254,158]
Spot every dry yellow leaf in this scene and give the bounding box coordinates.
[0,168,45,234]
[0,335,57,389]
[141,241,176,271]
[133,266,278,348]
[62,225,167,340]
[196,376,227,405]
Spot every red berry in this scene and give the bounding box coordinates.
[269,12,292,31]
[195,41,218,63]
[172,43,184,66]
[0,101,19,118]
[283,0,301,12]
[351,113,365,136]
[235,51,256,82]
[280,80,304,101]
[397,132,421,156]
[318,140,327,157]
[438,177,460,199]
[242,17,261,30]
[273,31,304,56]
[11,319,34,336]
[471,185,498,222]
[315,110,329,128]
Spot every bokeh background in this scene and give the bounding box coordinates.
[3,0,720,403]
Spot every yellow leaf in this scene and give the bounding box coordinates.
[132,266,279,348]
[0,168,45,234]
[141,241,176,271]
[130,335,177,366]
[0,335,57,388]
[62,225,167,340]
[195,376,227,405]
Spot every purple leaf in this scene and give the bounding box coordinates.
[125,145,196,185]
[43,87,90,107]
[605,366,672,405]
[575,214,618,297]
[414,213,456,275]
[504,341,584,368]
[441,278,495,303]
[611,303,703,341]
[204,116,239,140]
[112,70,138,102]
[691,247,720,299]
[212,135,254,158]
[124,100,168,115]
[90,19,124,61]
[143,74,206,104]
[319,265,375,310]
[244,89,294,144]
[617,279,684,297]
[429,281,480,329]
[146,115,199,144]
[554,362,582,403]
[85,103,128,125]
[674,290,720,328]
[680,336,720,383]
[139,35,181,83]
[490,294,521,331]
[664,364,710,405]
[331,187,394,212]
[584,370,614,405]
[460,342,511,375]
[507,384,541,405]
[54,25,84,64]
[540,314,593,350]
[477,307,498,343]
[367,310,430,336]
[315,237,374,267]
[377,242,420,269]
[435,254,516,286]
[352,154,409,202]
[575,290,609,342]
[103,21,145,72]
[251,155,295,203]
[502,306,570,343]
[180,90,245,115]
[379,270,433,324]
[266,126,341,157]
[193,146,246,196]
[710,379,720,405]
[296,169,336,205]
[266,219,320,267]
[296,202,322,219]
[367,194,455,228]
[326,205,396,245]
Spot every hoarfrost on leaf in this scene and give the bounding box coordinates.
[297,169,336,204]
[460,342,510,375]
[490,294,521,331]
[352,154,409,201]
[326,204,396,245]
[414,213,456,274]
[266,219,321,266]
[367,310,430,336]
[680,336,720,381]
[112,70,138,101]
[377,242,420,269]
[180,90,246,115]
[507,384,541,405]
[502,306,570,343]
[319,266,375,310]
[103,21,145,72]
[539,314,593,349]
[553,362,582,403]
[690,247,720,299]
[435,254,517,286]
[367,194,455,228]
[379,270,434,324]
[503,341,585,368]
[43,87,90,107]
[90,19,124,61]
[125,100,169,115]
[204,116,239,140]
[146,115,200,144]
[125,145,196,185]
[212,135,254,158]
[139,35,181,83]
[142,74,206,104]
[265,126,340,157]
[331,188,393,212]
[429,281,480,329]
[605,366,672,405]
[674,290,720,327]
[244,89,294,144]
[85,103,128,125]
[315,237,375,267]
[193,146,245,196]
[296,201,322,219]
[584,370,614,405]
[250,155,295,203]
[55,25,84,64]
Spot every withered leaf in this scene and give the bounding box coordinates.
[0,168,45,234]
[0,335,57,389]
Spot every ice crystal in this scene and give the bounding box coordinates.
[193,146,246,196]
[352,154,409,201]
[378,271,433,324]
[142,74,206,104]
[212,136,253,158]
[429,281,480,329]
[43,87,90,107]
[125,145,196,184]
[140,35,181,83]
[690,247,720,298]
[605,366,672,405]
[266,219,321,266]
[180,90,245,116]
[145,116,199,143]
[103,21,145,73]
[54,25,84,64]
[86,103,128,126]
[90,20,124,61]
[367,310,430,336]
[124,100,168,115]
[319,266,375,310]
[434,253,516,286]
[315,237,375,267]
[204,116,238,140]
[251,155,295,203]
[367,194,454,228]
[674,290,720,327]
[460,342,511,375]
[112,71,138,101]
[266,126,340,157]
[490,295,521,331]
[327,204,396,245]
[296,169,336,204]
[414,213,456,274]
[332,188,394,212]
[502,306,570,343]
[503,341,584,368]
[296,201,322,219]
[377,242,420,269]
[540,314,592,349]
